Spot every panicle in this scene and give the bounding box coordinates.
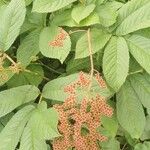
[49,28,68,48]
[52,72,113,150]
[95,72,107,88]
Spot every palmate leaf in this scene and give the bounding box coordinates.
[19,125,47,150]
[0,0,26,51]
[0,102,59,150]
[19,102,60,150]
[0,85,40,117]
[117,79,146,139]
[42,73,113,102]
[116,0,150,35]
[103,36,129,91]
[39,26,71,63]
[0,105,35,150]
[127,34,150,74]
[32,0,77,13]
[29,102,60,139]
[75,28,111,59]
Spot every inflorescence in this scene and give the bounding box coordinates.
[52,72,113,150]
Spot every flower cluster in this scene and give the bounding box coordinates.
[0,53,8,82]
[9,62,22,74]
[52,72,113,150]
[49,28,68,47]
[95,72,107,88]
[64,72,90,95]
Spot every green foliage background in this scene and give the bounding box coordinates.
[0,0,150,149]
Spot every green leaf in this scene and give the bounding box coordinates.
[71,4,95,24]
[0,1,5,7]
[0,112,14,132]
[21,8,46,34]
[32,0,77,13]
[51,9,100,27]
[103,36,129,91]
[7,64,44,88]
[19,124,47,150]
[42,73,113,102]
[66,57,91,74]
[25,0,33,6]
[116,0,150,35]
[134,142,150,150]
[0,105,35,150]
[102,112,118,137]
[28,101,60,139]
[129,56,143,74]
[96,2,118,27]
[117,79,146,139]
[127,34,150,74]
[39,26,71,63]
[0,0,26,51]
[19,102,59,150]
[17,29,42,67]
[0,69,14,86]
[141,115,150,140]
[129,73,150,108]
[0,85,40,117]
[100,138,120,150]
[75,28,111,59]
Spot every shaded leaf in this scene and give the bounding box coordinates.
[141,115,150,140]
[7,64,44,88]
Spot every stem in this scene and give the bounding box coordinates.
[38,61,62,75]
[129,69,143,75]
[87,28,94,91]
[5,54,16,66]
[122,143,127,150]
[69,30,86,35]
[38,94,43,104]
